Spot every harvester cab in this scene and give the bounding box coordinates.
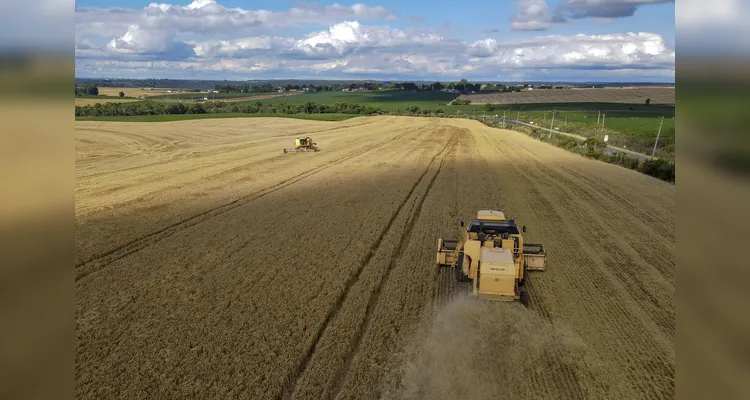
[283,136,319,153]
[436,210,547,305]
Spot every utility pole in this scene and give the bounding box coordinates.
[597,110,601,124]
[549,109,556,137]
[651,116,664,159]
[601,113,605,132]
[503,110,507,128]
[517,111,520,121]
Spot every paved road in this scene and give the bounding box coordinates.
[481,116,653,161]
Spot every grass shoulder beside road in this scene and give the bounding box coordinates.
[75,113,357,122]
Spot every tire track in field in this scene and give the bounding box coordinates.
[431,131,467,312]
[462,132,587,400]
[508,139,675,274]
[236,123,442,299]
[478,131,673,399]
[329,132,459,400]
[491,179,628,399]
[470,132,590,398]
[556,163,673,235]
[281,129,456,400]
[527,187,672,399]
[543,162,675,280]
[495,138,675,342]
[75,130,411,282]
[77,138,283,180]
[76,117,388,180]
[77,127,398,220]
[484,131,674,330]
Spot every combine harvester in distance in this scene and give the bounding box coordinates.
[283,137,320,153]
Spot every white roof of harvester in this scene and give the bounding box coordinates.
[480,248,515,276]
[480,247,514,265]
[477,210,505,220]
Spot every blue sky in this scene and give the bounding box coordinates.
[74,0,676,81]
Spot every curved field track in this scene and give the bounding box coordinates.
[76,116,674,400]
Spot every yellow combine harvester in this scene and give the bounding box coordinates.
[436,210,547,306]
[283,136,319,153]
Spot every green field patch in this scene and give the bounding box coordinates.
[150,92,277,100]
[254,89,459,109]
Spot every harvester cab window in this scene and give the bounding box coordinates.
[467,221,520,236]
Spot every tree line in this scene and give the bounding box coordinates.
[75,85,99,96]
[75,100,384,117]
[212,79,522,94]
[76,79,523,97]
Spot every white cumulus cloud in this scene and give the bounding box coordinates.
[74,2,675,81]
[289,21,446,58]
[468,32,674,70]
[511,0,552,31]
[76,1,396,38]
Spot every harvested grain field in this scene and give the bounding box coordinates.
[74,98,142,106]
[459,87,675,105]
[96,87,177,97]
[76,116,674,400]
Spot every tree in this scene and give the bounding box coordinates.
[645,98,651,105]
[401,82,417,91]
[485,103,496,111]
[166,103,187,114]
[584,137,607,151]
[191,103,206,114]
[86,85,99,96]
[119,91,125,98]
[433,82,444,91]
